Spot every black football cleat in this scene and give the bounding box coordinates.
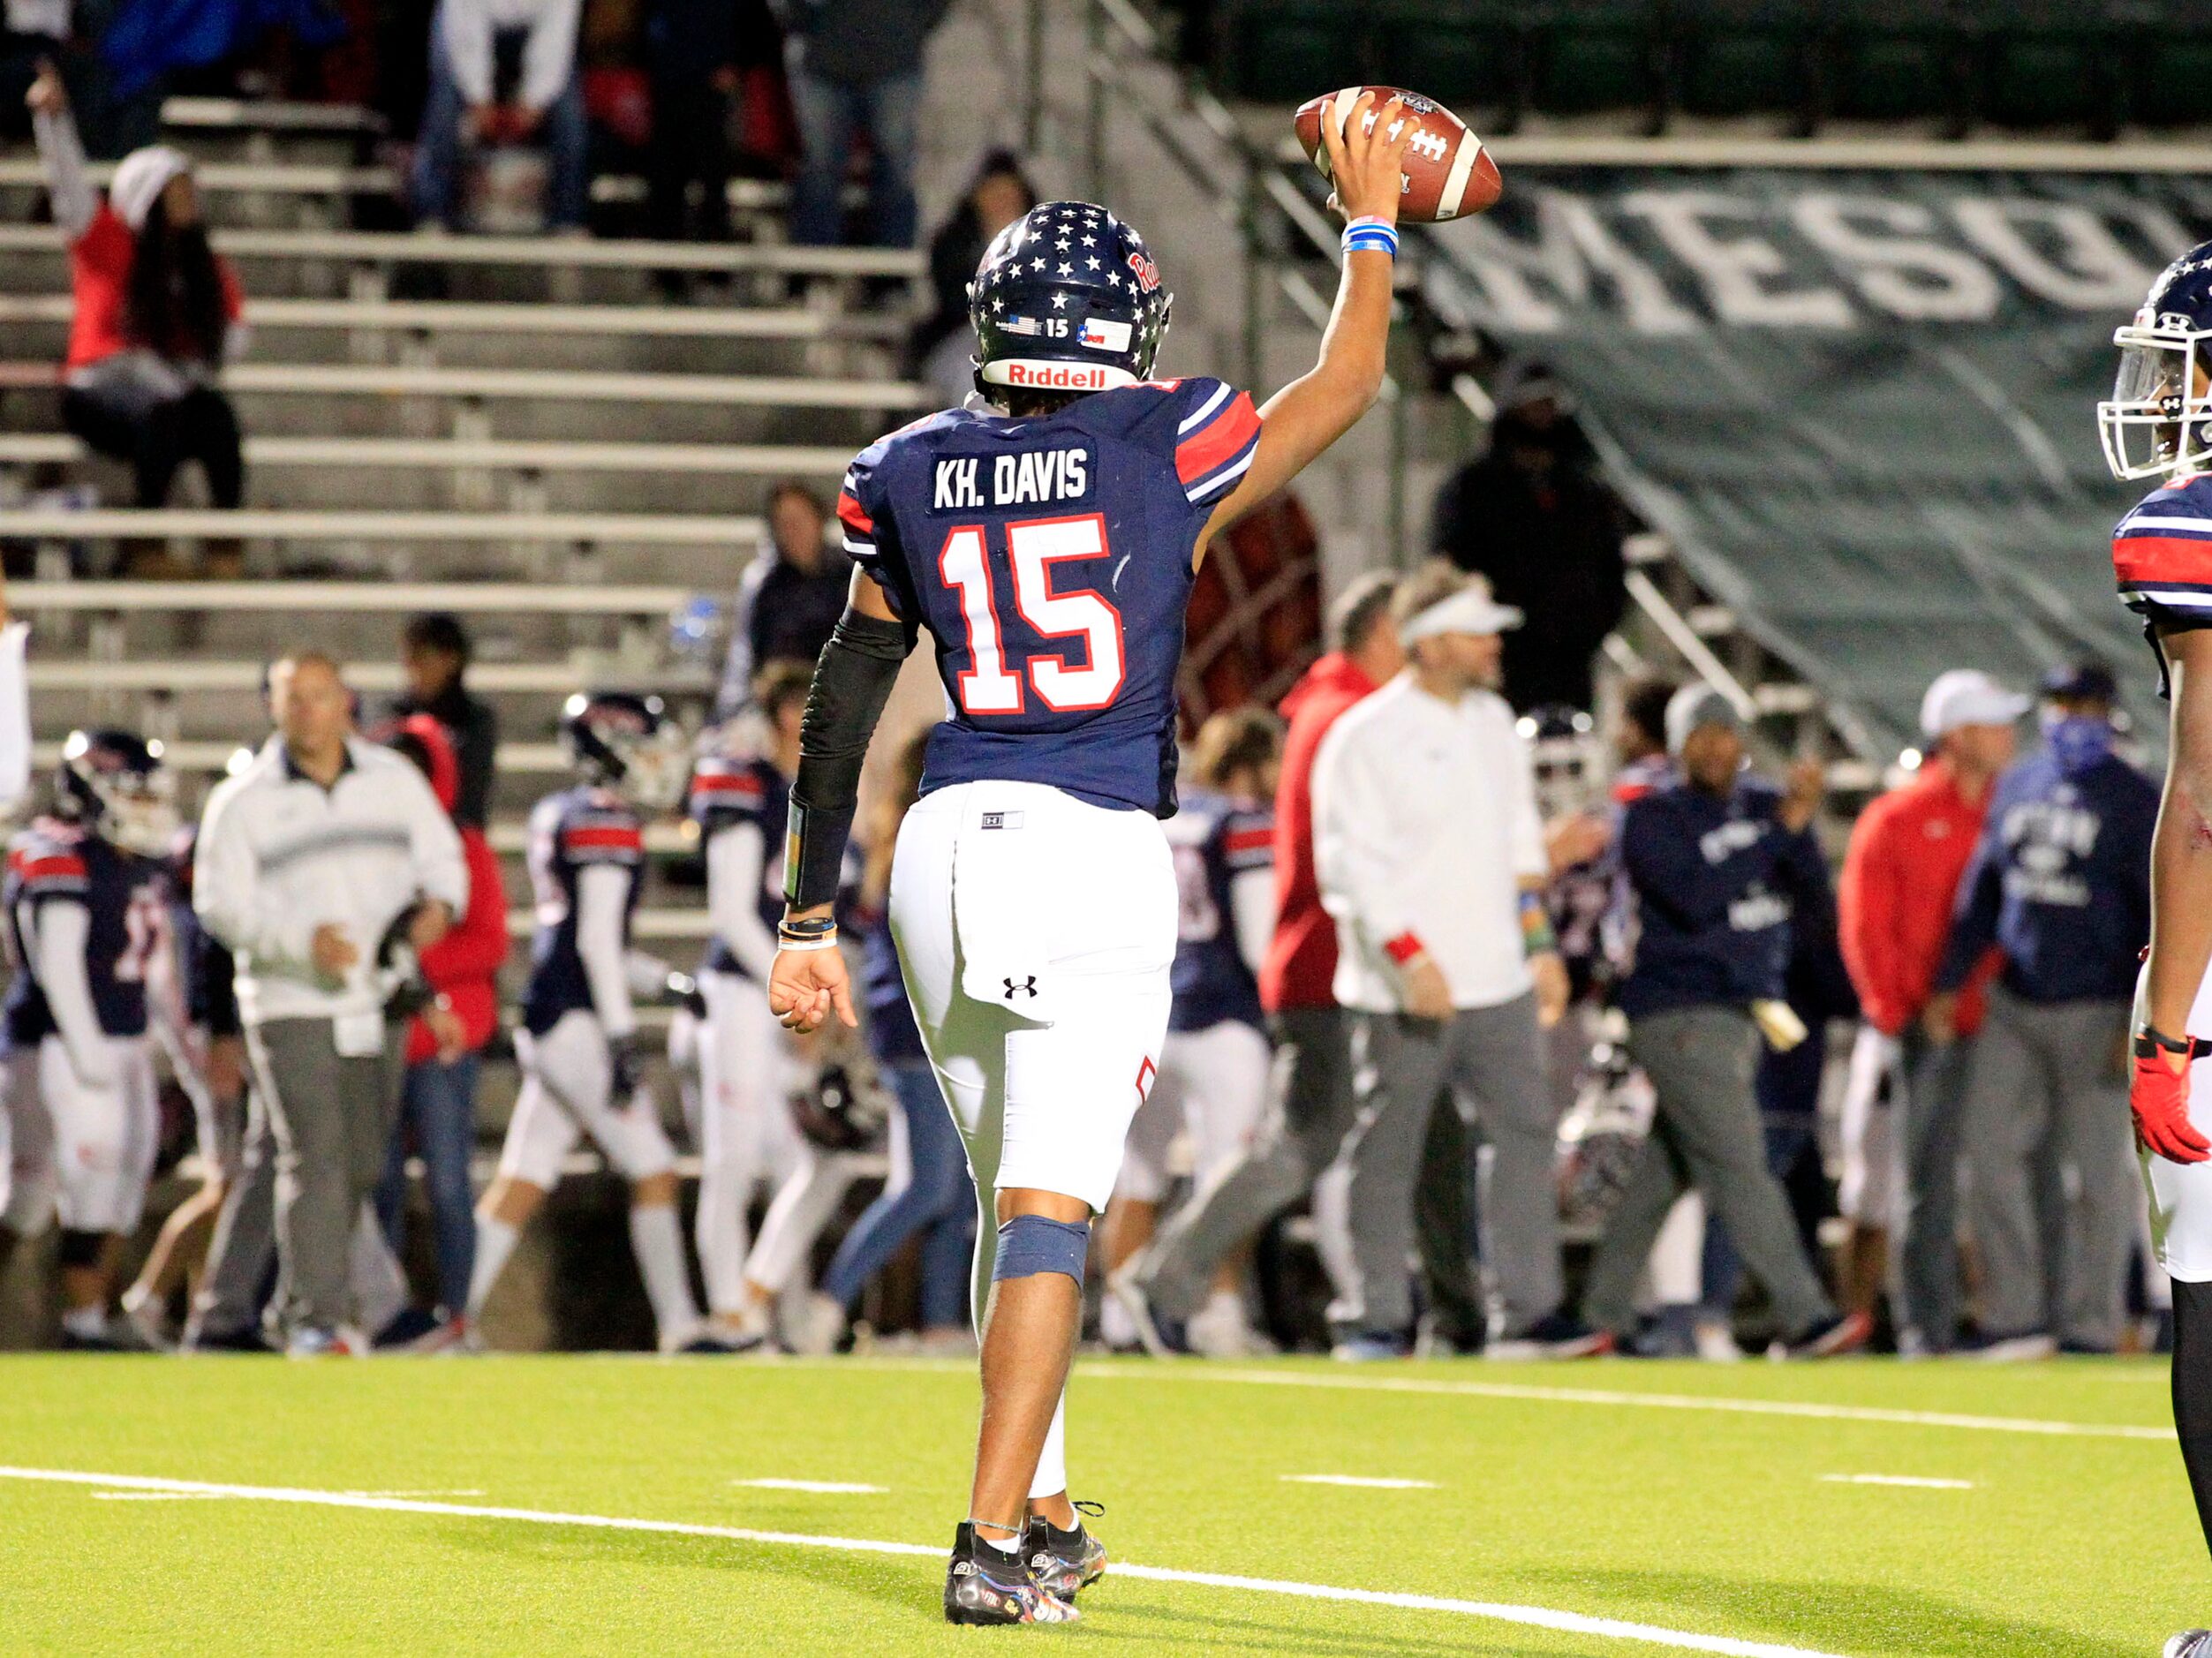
[944,1523,1078,1625]
[1025,1509,1107,1601]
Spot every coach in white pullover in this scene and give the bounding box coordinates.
[195,652,464,1352]
[1312,565,1590,1359]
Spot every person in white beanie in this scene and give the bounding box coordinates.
[1836,668,2026,1353]
[27,60,247,526]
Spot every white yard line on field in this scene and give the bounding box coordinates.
[1819,1475,1974,1490]
[1073,1364,2174,1441]
[0,1464,1846,1658]
[1282,1474,1439,1489]
[732,1479,886,1494]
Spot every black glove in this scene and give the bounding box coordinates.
[608,1031,642,1103]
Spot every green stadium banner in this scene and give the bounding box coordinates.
[1422,166,2212,756]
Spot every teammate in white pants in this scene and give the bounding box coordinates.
[468,692,717,1353]
[4,729,177,1346]
[687,664,822,1345]
[1104,708,1280,1356]
[768,101,1414,1625]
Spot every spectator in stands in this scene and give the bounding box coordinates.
[795,732,976,1354]
[1929,660,2155,1358]
[411,0,587,234]
[642,0,739,245]
[908,148,1037,408]
[1310,564,1583,1361]
[713,481,849,719]
[1579,684,1866,1358]
[28,64,248,531]
[1117,574,1401,1349]
[1837,669,2024,1355]
[1431,362,1627,712]
[193,651,465,1356]
[394,613,498,831]
[374,714,507,1351]
[775,0,950,250]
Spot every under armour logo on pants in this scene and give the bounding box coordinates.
[1003,976,1038,999]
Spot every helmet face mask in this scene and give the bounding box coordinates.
[59,729,177,857]
[2099,313,2212,480]
[562,693,685,812]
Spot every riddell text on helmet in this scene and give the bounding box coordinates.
[1005,361,1117,389]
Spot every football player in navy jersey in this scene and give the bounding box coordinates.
[688,662,812,1347]
[2101,240,2212,1658]
[3,730,177,1347]
[766,95,1414,1624]
[467,692,718,1352]
[1102,708,1280,1358]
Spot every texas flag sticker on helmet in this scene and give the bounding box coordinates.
[1079,317,1133,353]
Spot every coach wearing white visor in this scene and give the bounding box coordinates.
[1310,563,1596,1360]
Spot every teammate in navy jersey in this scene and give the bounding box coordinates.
[4,730,177,1347]
[766,94,1415,1624]
[686,663,818,1347]
[468,692,717,1353]
[1104,709,1280,1359]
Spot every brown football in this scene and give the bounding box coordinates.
[1292,86,1502,225]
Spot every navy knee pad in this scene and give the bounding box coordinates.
[57,1229,104,1269]
[992,1215,1091,1285]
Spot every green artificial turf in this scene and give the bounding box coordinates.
[0,1353,2193,1655]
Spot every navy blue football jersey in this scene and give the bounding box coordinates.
[521,786,645,1036]
[4,818,165,1044]
[1165,788,1272,1033]
[838,378,1262,818]
[687,753,787,980]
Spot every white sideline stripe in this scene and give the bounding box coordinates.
[1281,1474,1438,1489]
[93,1490,230,1501]
[732,1479,885,1495]
[0,1466,1845,1658]
[1073,1364,2176,1442]
[1819,1475,1974,1490]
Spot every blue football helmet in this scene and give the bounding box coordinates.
[57,727,177,856]
[561,691,685,810]
[968,200,1173,399]
[2101,238,2212,479]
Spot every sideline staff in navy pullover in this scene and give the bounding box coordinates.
[1932,700,2155,1006]
[1616,771,1831,1019]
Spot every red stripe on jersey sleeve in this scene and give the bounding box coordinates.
[2114,531,2212,587]
[1174,391,1261,484]
[19,854,87,881]
[1224,827,1274,855]
[563,825,644,853]
[836,489,875,537]
[690,771,765,797]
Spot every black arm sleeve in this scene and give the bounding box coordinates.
[784,605,917,910]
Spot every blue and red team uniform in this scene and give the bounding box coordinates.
[520,786,646,1036]
[836,377,1263,816]
[686,753,787,981]
[2115,470,2212,664]
[3,818,162,1046]
[1166,788,1272,1034]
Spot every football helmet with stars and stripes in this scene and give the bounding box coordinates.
[2102,238,2212,480]
[967,200,1172,399]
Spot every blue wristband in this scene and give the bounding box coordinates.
[1340,215,1399,260]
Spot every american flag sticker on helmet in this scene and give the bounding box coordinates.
[1080,317,1133,352]
[1001,314,1042,336]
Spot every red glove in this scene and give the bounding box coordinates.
[2133,1031,2212,1164]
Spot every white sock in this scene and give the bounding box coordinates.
[630,1201,700,1344]
[467,1215,519,1321]
[1027,1394,1068,1502]
[62,1304,109,1341]
[979,1526,1023,1554]
[1099,1292,1137,1349]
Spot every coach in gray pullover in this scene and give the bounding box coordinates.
[195,652,465,1351]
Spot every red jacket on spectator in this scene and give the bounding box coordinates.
[1259,651,1381,1014]
[396,715,508,1066]
[1837,757,1997,1038]
[66,205,244,373]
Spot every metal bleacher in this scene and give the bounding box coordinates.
[0,94,925,963]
